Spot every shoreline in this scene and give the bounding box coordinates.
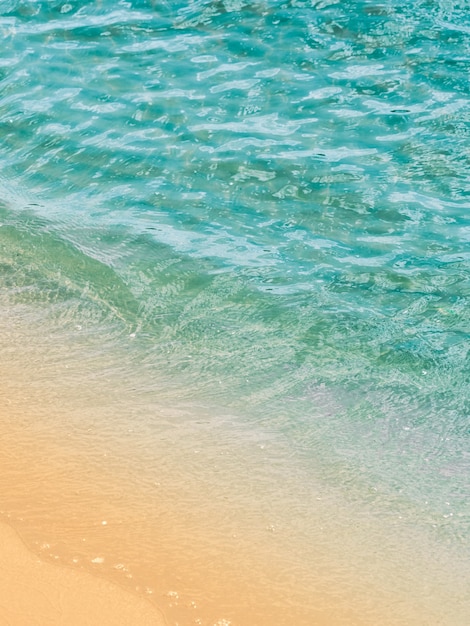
[1,301,469,625]
[0,521,164,626]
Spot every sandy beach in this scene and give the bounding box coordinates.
[0,521,163,626]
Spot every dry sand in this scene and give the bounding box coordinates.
[0,521,164,626]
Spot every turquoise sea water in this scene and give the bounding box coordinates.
[1,1,469,623]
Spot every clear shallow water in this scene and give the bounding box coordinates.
[0,0,469,623]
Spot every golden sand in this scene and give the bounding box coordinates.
[0,522,163,626]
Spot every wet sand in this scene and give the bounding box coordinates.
[0,522,163,626]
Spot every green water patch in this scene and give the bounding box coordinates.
[0,205,140,329]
